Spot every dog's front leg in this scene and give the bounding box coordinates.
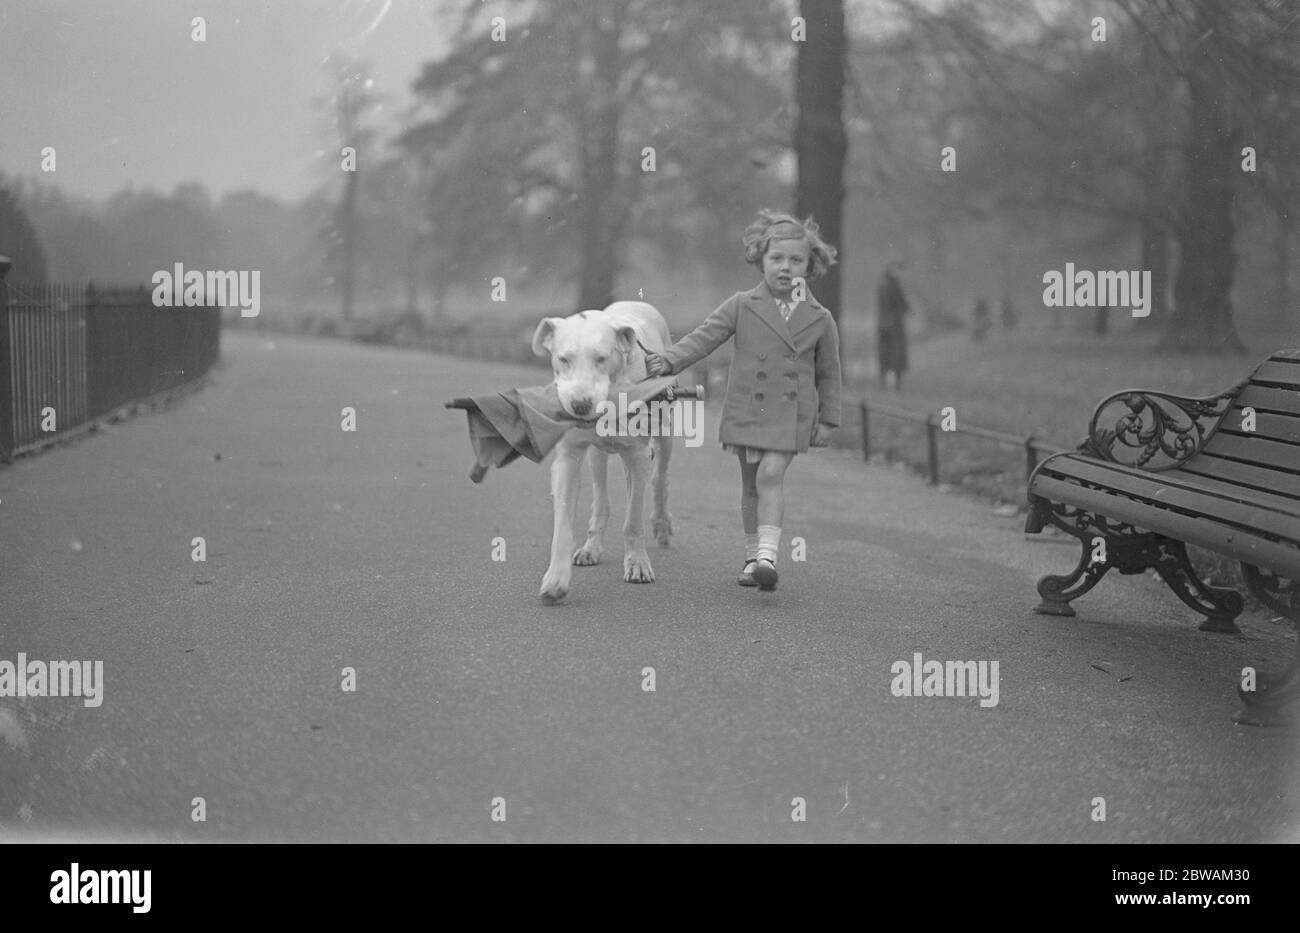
[620,444,655,583]
[651,432,674,547]
[574,447,609,565]
[540,440,584,604]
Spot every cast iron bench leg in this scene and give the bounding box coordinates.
[1146,537,1244,634]
[1236,564,1300,726]
[1031,499,1155,618]
[1034,537,1112,617]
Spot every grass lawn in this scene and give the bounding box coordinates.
[821,326,1297,506]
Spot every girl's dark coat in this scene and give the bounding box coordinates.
[662,280,842,453]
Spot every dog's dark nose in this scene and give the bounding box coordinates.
[571,398,592,417]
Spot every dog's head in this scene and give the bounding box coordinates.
[532,311,638,418]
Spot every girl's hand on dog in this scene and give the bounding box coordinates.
[644,352,670,377]
[811,423,833,447]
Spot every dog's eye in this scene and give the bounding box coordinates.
[558,356,570,366]
[595,356,607,365]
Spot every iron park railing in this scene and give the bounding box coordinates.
[0,258,221,462]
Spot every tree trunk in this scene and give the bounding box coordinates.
[430,251,448,323]
[575,18,622,312]
[1139,218,1169,324]
[1136,37,1169,327]
[1162,11,1244,353]
[794,0,847,326]
[338,170,359,321]
[928,217,946,329]
[1274,209,1291,331]
[999,226,1011,307]
[404,236,420,319]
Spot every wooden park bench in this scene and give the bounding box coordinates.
[1025,349,1300,724]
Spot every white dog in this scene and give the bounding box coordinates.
[531,301,675,604]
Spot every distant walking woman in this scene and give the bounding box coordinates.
[877,260,910,391]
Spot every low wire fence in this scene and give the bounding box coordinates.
[695,354,1070,500]
[855,397,1069,485]
[0,259,221,462]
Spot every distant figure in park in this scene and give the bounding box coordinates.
[877,260,910,391]
[971,298,991,341]
[1000,297,1019,331]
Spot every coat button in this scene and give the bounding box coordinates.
[786,391,797,400]
[785,371,797,379]
[755,392,764,401]
[758,352,767,361]
[788,353,797,361]
[757,371,766,379]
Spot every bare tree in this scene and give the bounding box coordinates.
[402,0,788,312]
[795,0,847,324]
[320,52,382,321]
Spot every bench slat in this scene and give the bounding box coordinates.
[1202,432,1300,472]
[1158,465,1300,516]
[1251,359,1300,388]
[1035,456,1300,541]
[1038,453,1300,516]
[1031,474,1300,578]
[1226,406,1300,445]
[1237,383,1300,413]
[1177,455,1300,501]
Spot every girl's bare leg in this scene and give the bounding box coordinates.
[751,450,794,587]
[739,453,759,535]
[756,450,795,527]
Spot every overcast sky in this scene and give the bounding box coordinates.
[0,0,450,204]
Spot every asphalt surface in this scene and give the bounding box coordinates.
[0,329,1296,842]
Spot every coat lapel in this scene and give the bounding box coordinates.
[744,282,798,352]
[786,292,823,338]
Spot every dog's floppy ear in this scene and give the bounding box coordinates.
[613,325,637,357]
[532,317,561,357]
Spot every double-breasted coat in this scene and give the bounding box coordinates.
[662,281,842,453]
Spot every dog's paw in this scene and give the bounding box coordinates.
[652,515,674,547]
[539,568,570,604]
[623,551,655,583]
[572,542,603,565]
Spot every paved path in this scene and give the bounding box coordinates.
[0,329,1295,841]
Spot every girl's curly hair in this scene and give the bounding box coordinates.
[742,209,838,279]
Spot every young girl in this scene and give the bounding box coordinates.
[645,210,841,591]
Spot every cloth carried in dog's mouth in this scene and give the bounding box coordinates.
[459,376,683,482]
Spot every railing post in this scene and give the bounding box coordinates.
[1025,436,1038,481]
[0,257,11,463]
[926,413,940,486]
[859,400,870,461]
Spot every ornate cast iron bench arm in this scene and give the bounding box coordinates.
[1083,382,1245,471]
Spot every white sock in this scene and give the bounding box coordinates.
[745,533,759,562]
[757,525,781,564]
